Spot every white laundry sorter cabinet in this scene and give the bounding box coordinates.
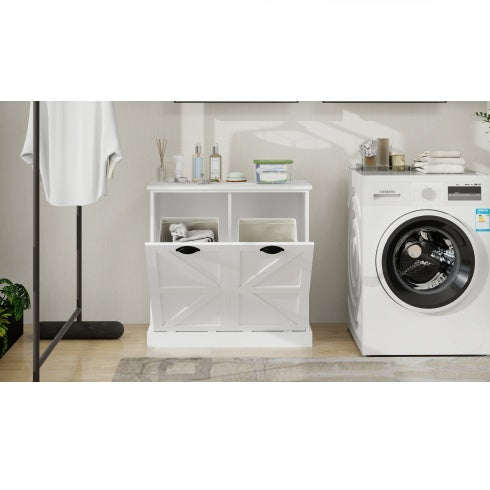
[145,180,314,348]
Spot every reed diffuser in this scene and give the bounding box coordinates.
[156,138,167,181]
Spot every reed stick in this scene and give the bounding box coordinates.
[156,138,167,168]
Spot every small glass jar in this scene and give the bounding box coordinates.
[391,154,405,171]
[363,155,376,170]
[157,158,176,182]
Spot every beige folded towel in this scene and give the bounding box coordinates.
[414,157,466,165]
[415,164,465,174]
[421,150,461,158]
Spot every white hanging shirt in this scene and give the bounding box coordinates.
[21,101,123,206]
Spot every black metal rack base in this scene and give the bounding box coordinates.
[32,101,124,382]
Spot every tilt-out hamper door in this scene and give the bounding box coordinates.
[228,243,314,332]
[145,243,231,332]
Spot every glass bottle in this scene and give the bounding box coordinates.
[209,144,222,182]
[192,143,203,182]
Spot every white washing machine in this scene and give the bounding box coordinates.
[347,168,490,355]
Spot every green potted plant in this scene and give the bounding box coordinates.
[475,111,490,137]
[0,278,31,359]
[0,307,12,357]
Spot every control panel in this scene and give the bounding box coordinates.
[448,184,481,201]
[359,171,487,206]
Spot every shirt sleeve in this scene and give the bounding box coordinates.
[103,102,123,180]
[20,102,34,165]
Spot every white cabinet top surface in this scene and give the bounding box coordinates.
[147,180,312,192]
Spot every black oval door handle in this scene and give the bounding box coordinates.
[260,246,284,254]
[176,246,201,254]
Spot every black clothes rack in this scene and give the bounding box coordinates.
[32,101,124,382]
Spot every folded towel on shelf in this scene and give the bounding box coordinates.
[420,150,461,158]
[414,157,466,165]
[169,223,215,242]
[415,156,466,165]
[415,164,465,174]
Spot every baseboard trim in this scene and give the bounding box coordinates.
[147,325,313,349]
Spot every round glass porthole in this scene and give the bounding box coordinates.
[379,214,475,309]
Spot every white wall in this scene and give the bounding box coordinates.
[1,101,489,324]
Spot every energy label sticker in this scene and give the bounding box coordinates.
[475,209,490,232]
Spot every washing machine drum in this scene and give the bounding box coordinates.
[377,212,476,310]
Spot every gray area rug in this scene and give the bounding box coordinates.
[113,356,490,382]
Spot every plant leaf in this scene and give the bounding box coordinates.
[15,284,31,310]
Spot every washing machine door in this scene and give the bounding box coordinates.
[376,210,476,311]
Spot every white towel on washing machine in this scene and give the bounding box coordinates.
[415,164,465,174]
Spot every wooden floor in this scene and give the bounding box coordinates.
[0,324,360,382]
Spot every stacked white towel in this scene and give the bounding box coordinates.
[413,150,465,174]
[169,223,215,243]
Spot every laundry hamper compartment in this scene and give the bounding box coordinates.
[239,218,297,242]
[145,242,314,333]
[160,217,219,242]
